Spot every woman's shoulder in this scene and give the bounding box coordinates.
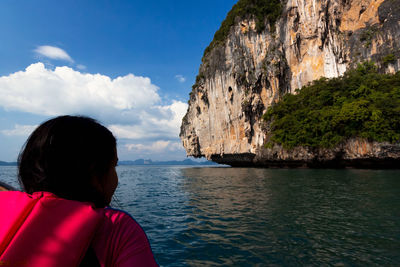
[102,207,147,236]
[103,207,140,225]
[98,207,149,245]
[93,207,158,266]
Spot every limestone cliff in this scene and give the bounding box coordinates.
[180,0,400,167]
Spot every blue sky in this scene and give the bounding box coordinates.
[0,0,237,161]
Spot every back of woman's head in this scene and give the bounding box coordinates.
[18,115,116,207]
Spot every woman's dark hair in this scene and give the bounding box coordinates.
[18,115,116,207]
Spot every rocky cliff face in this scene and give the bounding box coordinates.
[180,0,400,167]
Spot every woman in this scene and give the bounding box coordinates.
[0,116,158,266]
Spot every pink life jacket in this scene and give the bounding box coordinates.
[0,191,103,267]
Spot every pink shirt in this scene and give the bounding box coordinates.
[0,191,158,267]
[92,208,159,267]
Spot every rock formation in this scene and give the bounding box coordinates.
[180,0,400,167]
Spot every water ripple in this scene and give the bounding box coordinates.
[1,166,399,266]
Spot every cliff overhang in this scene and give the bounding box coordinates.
[212,139,400,168]
[212,154,400,168]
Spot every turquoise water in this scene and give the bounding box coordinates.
[1,166,399,266]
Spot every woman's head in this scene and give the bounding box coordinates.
[18,115,118,207]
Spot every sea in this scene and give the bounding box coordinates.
[1,165,399,266]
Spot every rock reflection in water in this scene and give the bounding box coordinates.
[179,168,400,266]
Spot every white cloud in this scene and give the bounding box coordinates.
[1,124,38,136]
[175,74,186,83]
[76,64,86,70]
[109,100,187,140]
[125,140,182,152]
[34,46,74,63]
[0,62,160,116]
[0,63,188,149]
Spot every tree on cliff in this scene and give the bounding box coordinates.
[263,62,400,149]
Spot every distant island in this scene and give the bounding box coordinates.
[0,159,219,166]
[118,159,219,166]
[0,161,17,166]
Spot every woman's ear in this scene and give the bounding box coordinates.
[88,162,105,194]
[87,174,109,208]
[90,175,104,194]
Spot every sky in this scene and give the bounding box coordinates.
[0,0,237,161]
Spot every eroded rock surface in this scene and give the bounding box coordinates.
[180,0,400,167]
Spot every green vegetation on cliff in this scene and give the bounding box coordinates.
[263,62,400,149]
[203,0,282,58]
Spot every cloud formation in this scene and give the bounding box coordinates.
[0,62,160,116]
[109,101,188,140]
[175,74,186,83]
[0,63,188,153]
[125,140,182,152]
[1,124,38,137]
[34,46,74,63]
[76,64,87,70]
